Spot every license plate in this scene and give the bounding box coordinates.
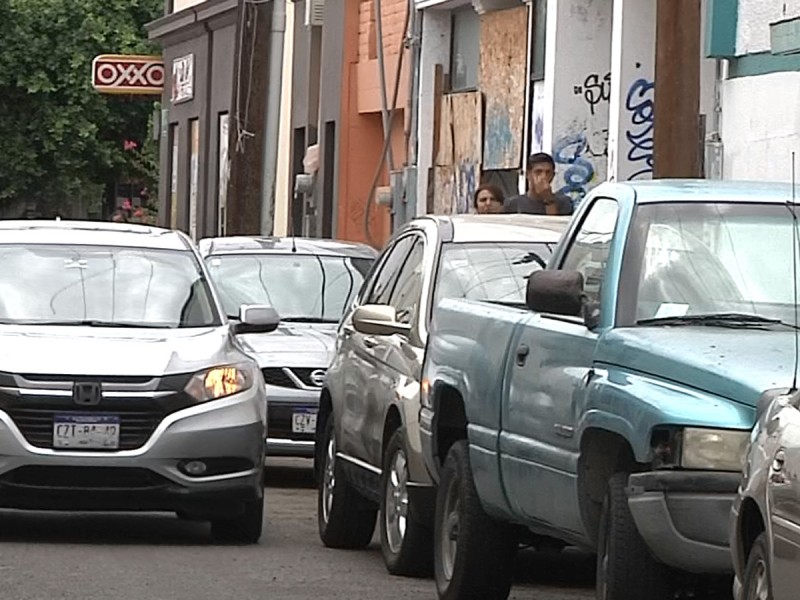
[53,414,120,449]
[292,409,318,434]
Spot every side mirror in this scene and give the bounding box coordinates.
[232,304,280,334]
[352,304,411,337]
[526,270,584,317]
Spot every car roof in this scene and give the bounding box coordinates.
[409,214,569,244]
[0,220,191,251]
[612,179,799,205]
[198,235,379,259]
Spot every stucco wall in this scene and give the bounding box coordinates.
[737,0,800,54]
[721,71,800,181]
[543,0,613,204]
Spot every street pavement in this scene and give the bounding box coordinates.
[0,458,718,600]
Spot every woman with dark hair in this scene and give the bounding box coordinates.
[473,183,505,214]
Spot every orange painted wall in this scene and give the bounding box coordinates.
[336,0,409,250]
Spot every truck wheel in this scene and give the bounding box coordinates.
[742,532,772,600]
[211,495,264,544]
[434,440,516,600]
[380,428,433,577]
[317,415,377,549]
[596,472,672,600]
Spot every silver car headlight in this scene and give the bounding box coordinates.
[184,363,256,403]
[680,427,751,471]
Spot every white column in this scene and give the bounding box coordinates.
[416,9,451,216]
[542,0,614,205]
[607,0,656,182]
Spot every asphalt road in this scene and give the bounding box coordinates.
[0,458,717,600]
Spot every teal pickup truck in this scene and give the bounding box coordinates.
[419,180,798,600]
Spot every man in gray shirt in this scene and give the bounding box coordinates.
[504,152,574,216]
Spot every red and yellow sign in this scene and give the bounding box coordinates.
[92,54,164,95]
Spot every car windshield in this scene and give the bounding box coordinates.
[205,253,374,321]
[434,242,555,307]
[0,244,220,328]
[630,202,800,324]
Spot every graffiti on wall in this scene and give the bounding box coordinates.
[553,133,596,203]
[624,77,655,180]
[573,72,612,116]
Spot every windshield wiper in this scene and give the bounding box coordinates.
[280,317,339,324]
[636,313,793,329]
[0,319,169,329]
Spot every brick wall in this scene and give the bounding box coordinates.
[357,0,408,62]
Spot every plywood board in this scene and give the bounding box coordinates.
[431,160,480,215]
[436,94,454,166]
[479,6,528,170]
[432,165,455,214]
[450,91,483,164]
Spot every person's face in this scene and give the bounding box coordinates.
[527,161,555,194]
[476,190,503,214]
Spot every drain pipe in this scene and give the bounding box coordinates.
[260,0,287,235]
[374,0,395,172]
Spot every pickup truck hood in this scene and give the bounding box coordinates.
[0,325,236,376]
[599,328,796,407]
[238,322,338,368]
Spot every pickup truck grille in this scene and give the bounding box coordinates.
[262,367,325,389]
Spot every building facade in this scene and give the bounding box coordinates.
[288,0,409,247]
[147,0,289,240]
[711,0,800,182]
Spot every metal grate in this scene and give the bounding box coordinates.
[261,367,325,389]
[7,405,163,451]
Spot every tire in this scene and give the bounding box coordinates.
[595,472,672,600]
[210,495,264,544]
[379,428,433,577]
[317,415,377,549]
[742,531,772,600]
[434,440,517,600]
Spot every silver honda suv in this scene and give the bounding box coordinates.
[0,220,277,543]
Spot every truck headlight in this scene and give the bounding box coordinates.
[681,427,750,471]
[185,363,255,403]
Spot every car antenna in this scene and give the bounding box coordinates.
[790,151,799,393]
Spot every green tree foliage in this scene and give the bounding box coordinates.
[0,0,163,213]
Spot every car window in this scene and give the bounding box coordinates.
[0,244,220,328]
[630,202,799,323]
[560,198,620,307]
[388,237,425,324]
[434,242,554,308]
[205,254,374,322]
[366,236,415,305]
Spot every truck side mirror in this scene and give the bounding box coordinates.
[526,270,584,317]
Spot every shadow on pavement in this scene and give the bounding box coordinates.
[0,510,215,546]
[514,547,595,588]
[264,457,315,490]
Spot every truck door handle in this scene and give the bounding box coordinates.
[363,337,378,349]
[516,344,530,367]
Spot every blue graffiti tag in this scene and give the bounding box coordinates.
[553,133,595,204]
[625,78,655,180]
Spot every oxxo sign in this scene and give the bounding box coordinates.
[92,54,164,95]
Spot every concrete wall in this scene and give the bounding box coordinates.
[543,0,613,204]
[607,0,655,182]
[737,0,800,54]
[721,71,800,181]
[415,10,451,216]
[275,0,295,236]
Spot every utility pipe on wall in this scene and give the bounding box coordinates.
[260,0,287,235]
[373,0,395,172]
